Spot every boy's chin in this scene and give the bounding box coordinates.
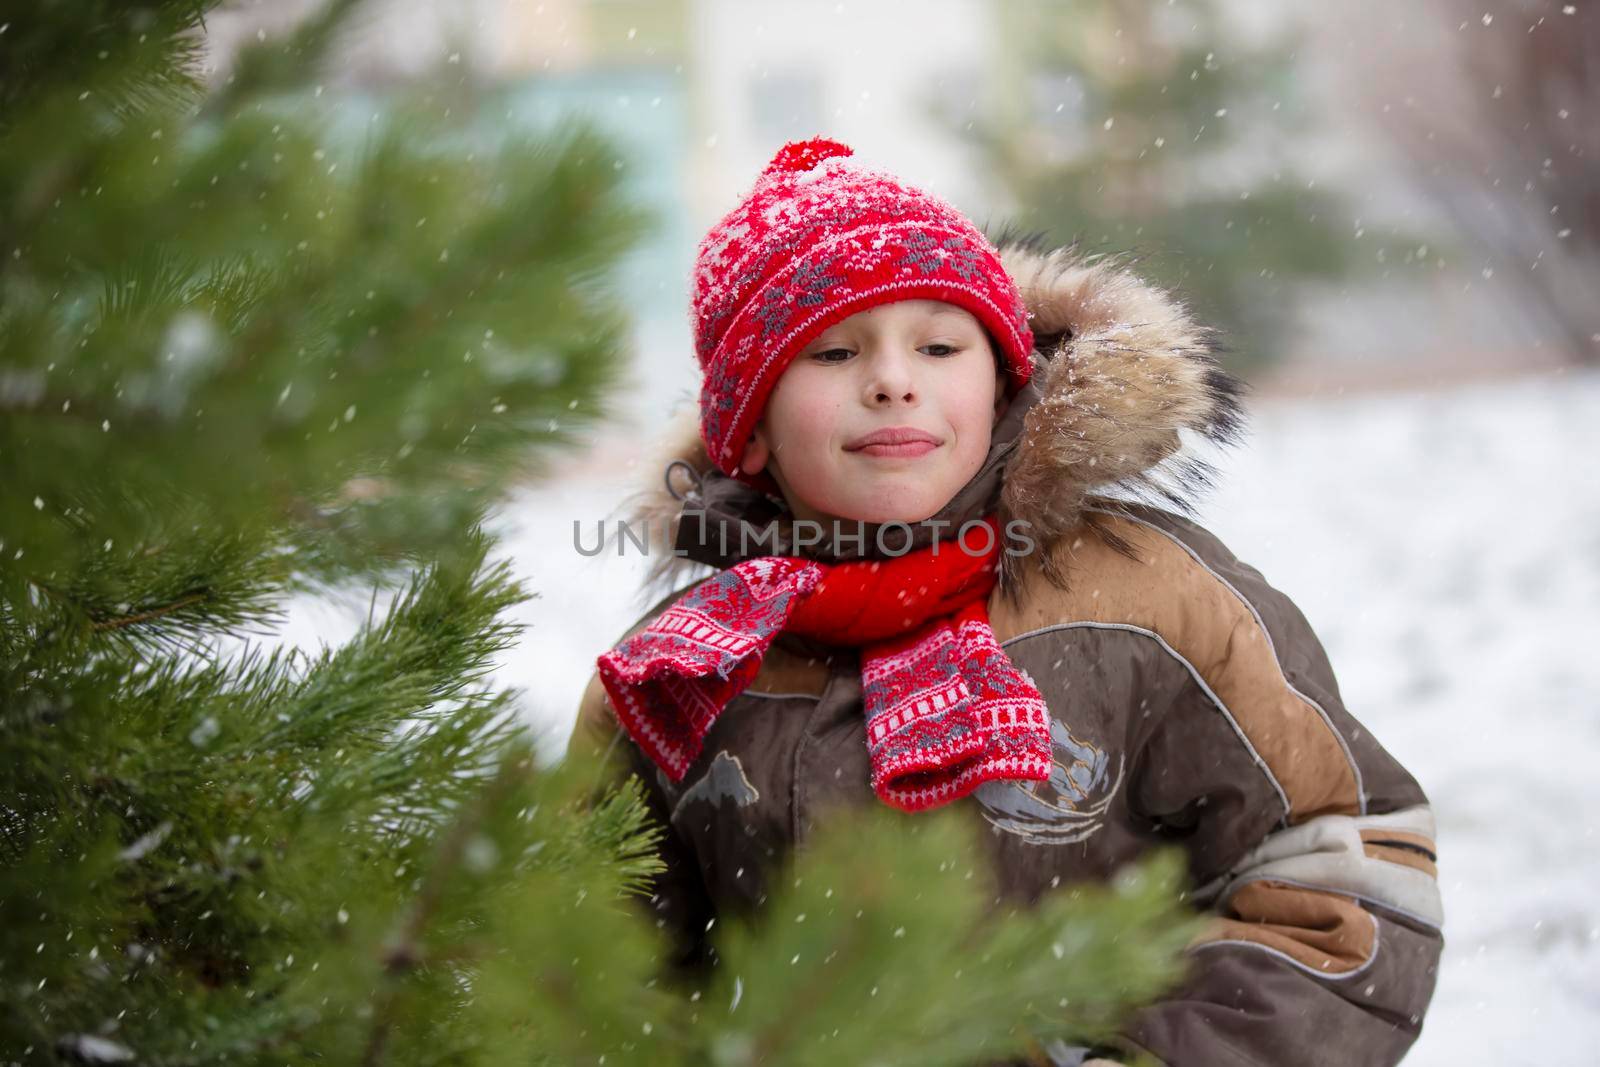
[816,486,957,527]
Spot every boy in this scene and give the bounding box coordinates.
[572,137,1442,1065]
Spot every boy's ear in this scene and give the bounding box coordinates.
[742,423,771,476]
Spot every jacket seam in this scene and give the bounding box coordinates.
[1000,621,1292,824]
[791,670,844,847]
[1085,506,1369,817]
[1220,873,1444,933]
[1190,913,1382,983]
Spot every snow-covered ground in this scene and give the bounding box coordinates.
[281,366,1600,1064]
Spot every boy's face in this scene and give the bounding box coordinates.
[741,299,1010,526]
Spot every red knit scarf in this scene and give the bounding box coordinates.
[595,513,1051,812]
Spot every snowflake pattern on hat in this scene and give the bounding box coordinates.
[897,228,985,282]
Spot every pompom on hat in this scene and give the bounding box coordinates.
[690,137,1036,491]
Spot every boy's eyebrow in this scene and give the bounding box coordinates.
[804,307,974,345]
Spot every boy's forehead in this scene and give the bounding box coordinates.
[825,300,976,329]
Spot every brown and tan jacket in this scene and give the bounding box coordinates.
[570,236,1443,1066]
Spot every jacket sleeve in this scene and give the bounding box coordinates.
[1101,517,1444,1066]
[568,664,718,981]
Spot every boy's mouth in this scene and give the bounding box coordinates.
[844,426,942,459]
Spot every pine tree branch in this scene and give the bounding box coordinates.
[200,0,367,118]
[89,591,208,632]
[360,752,529,1066]
[743,917,874,1065]
[0,6,647,1058]
[0,389,135,428]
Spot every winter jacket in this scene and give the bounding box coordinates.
[568,238,1443,1066]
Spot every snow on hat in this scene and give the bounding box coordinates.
[690,136,1036,490]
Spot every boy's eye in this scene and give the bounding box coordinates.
[810,344,962,362]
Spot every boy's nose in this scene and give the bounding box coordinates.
[863,348,919,405]
[872,389,916,407]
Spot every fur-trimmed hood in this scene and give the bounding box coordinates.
[618,231,1249,603]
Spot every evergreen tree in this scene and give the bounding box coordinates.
[970,0,1383,371]
[1,4,1198,1063]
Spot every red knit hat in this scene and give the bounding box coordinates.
[691,137,1036,490]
